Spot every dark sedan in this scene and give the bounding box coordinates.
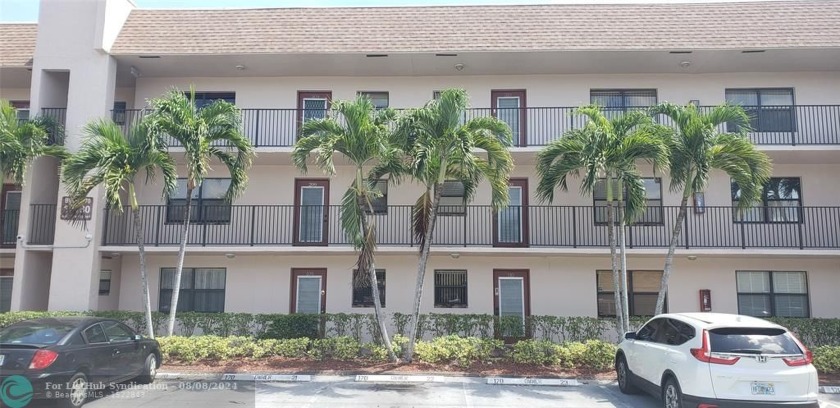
[0,317,161,408]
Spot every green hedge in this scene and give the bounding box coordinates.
[2,311,838,348]
[813,346,840,374]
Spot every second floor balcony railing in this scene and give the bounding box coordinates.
[1,209,20,247]
[100,205,840,250]
[40,108,67,146]
[27,204,57,245]
[114,105,840,148]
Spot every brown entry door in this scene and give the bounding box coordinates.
[290,268,327,314]
[493,179,529,247]
[294,179,330,246]
[491,90,526,146]
[493,269,530,342]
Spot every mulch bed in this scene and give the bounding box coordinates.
[162,358,840,385]
[162,358,614,380]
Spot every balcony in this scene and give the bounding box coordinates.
[40,108,66,145]
[27,204,56,245]
[101,205,840,250]
[114,105,840,148]
[1,209,19,247]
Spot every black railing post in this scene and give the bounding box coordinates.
[102,207,110,245]
[250,205,257,247]
[797,208,805,250]
[154,206,162,246]
[740,218,747,249]
[571,206,577,248]
[464,207,468,247]
[684,209,690,249]
[202,222,208,247]
[254,110,261,147]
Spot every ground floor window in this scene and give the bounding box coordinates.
[435,270,468,308]
[736,271,809,317]
[597,270,664,317]
[0,269,12,312]
[159,268,226,313]
[352,269,385,308]
[99,270,111,295]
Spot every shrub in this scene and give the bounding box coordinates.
[308,337,361,361]
[813,346,840,374]
[414,335,501,367]
[512,340,560,365]
[258,314,322,340]
[581,340,617,371]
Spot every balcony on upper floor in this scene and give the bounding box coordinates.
[113,105,840,148]
[100,204,840,250]
[1,209,20,248]
[26,204,57,246]
[40,108,67,146]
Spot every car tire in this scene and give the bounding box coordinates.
[136,353,158,384]
[615,355,639,394]
[57,372,88,408]
[662,376,683,408]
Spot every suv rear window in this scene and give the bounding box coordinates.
[709,327,801,355]
[0,322,75,345]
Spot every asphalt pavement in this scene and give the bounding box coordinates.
[20,376,840,408]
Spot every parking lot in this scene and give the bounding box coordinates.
[20,376,840,408]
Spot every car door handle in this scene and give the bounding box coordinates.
[113,349,121,355]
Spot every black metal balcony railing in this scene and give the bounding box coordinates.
[27,204,56,245]
[100,205,840,250]
[1,209,20,247]
[40,108,66,146]
[114,105,840,148]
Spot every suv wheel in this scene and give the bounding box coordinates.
[662,377,683,408]
[615,355,639,394]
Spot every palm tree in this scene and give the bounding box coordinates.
[536,106,669,335]
[379,89,514,362]
[147,88,254,336]
[292,95,400,362]
[61,120,176,338]
[0,100,67,184]
[649,103,771,315]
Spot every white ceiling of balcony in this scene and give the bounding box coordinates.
[113,48,840,86]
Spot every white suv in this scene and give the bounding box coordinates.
[615,313,819,408]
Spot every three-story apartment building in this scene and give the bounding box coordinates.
[1,0,839,327]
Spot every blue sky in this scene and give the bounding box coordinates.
[0,0,787,22]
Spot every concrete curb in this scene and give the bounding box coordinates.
[157,372,613,386]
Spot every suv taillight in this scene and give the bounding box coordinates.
[29,349,59,370]
[690,329,740,365]
[783,334,813,367]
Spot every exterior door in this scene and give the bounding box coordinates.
[493,269,530,342]
[494,179,528,247]
[290,268,327,314]
[1,184,21,247]
[294,179,330,246]
[297,91,332,135]
[491,90,526,146]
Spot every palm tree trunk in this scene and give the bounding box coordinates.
[130,183,155,339]
[167,184,194,336]
[404,184,444,363]
[359,212,397,362]
[354,169,397,363]
[656,189,691,315]
[617,199,630,334]
[605,176,625,337]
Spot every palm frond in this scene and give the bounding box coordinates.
[412,191,432,250]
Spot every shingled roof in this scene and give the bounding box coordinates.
[0,23,37,67]
[110,0,840,55]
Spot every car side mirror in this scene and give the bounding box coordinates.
[133,334,143,341]
[624,331,637,340]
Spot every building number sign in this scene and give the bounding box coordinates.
[61,196,93,221]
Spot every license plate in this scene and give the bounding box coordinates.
[751,382,775,395]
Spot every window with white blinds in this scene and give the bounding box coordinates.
[159,268,226,313]
[737,271,809,318]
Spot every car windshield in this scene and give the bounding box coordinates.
[0,322,76,345]
[709,327,802,355]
